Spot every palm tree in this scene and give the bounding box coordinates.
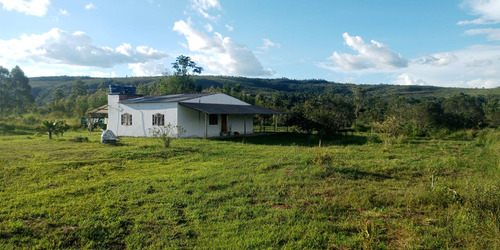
[38,120,69,139]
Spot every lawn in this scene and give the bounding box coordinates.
[0,130,499,248]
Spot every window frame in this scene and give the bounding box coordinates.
[209,114,218,125]
[121,113,132,126]
[152,113,165,126]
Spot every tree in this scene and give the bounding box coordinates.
[0,65,34,115]
[407,100,443,136]
[482,99,500,128]
[351,86,366,124]
[159,55,203,94]
[52,88,65,103]
[0,66,10,115]
[285,93,355,136]
[70,79,87,98]
[442,94,485,129]
[37,120,70,139]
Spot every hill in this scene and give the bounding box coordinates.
[30,75,500,105]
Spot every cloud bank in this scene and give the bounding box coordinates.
[323,32,500,88]
[458,0,500,25]
[327,33,408,71]
[173,19,272,77]
[0,0,50,17]
[0,28,168,69]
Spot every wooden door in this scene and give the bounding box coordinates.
[221,114,227,134]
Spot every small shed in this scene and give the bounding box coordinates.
[82,104,108,127]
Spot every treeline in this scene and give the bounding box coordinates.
[125,79,500,137]
[2,65,500,138]
[0,66,34,115]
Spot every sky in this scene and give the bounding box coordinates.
[1,0,500,88]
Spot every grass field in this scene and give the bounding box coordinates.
[0,129,499,248]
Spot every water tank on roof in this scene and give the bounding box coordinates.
[109,85,136,95]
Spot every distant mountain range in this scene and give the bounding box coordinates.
[30,75,500,105]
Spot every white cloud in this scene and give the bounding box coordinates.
[0,28,168,68]
[395,73,428,86]
[465,28,500,40]
[204,23,213,32]
[343,77,357,83]
[90,71,117,78]
[190,0,220,21]
[259,38,281,52]
[412,53,458,66]
[128,61,165,76]
[85,3,96,10]
[116,43,133,56]
[395,45,500,87]
[0,0,50,17]
[173,19,273,76]
[458,0,500,25]
[327,33,408,71]
[322,32,500,88]
[225,24,234,31]
[59,9,68,15]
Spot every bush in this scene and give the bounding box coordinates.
[149,123,186,148]
[366,133,382,144]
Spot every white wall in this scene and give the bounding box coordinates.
[108,94,178,137]
[108,93,255,138]
[107,95,121,135]
[227,114,254,135]
[177,105,254,138]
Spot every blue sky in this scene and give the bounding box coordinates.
[1,0,500,88]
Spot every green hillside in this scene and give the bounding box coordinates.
[30,75,500,105]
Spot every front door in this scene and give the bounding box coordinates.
[221,114,227,134]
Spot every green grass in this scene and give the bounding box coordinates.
[0,130,499,248]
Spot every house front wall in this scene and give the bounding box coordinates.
[177,105,254,138]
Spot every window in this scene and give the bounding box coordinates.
[121,113,132,126]
[152,113,165,126]
[209,114,218,125]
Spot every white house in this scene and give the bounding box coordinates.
[107,86,282,138]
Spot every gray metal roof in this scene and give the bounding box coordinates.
[86,104,108,114]
[179,102,284,115]
[119,93,215,104]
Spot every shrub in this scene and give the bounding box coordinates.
[36,120,70,139]
[366,133,382,144]
[149,123,186,148]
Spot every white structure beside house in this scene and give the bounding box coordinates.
[107,87,282,138]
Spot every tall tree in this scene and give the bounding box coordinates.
[70,79,87,98]
[0,66,10,115]
[0,65,34,115]
[52,88,65,103]
[442,94,485,129]
[159,55,203,94]
[483,99,500,128]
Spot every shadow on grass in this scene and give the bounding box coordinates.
[0,123,37,136]
[216,132,368,147]
[335,167,392,180]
